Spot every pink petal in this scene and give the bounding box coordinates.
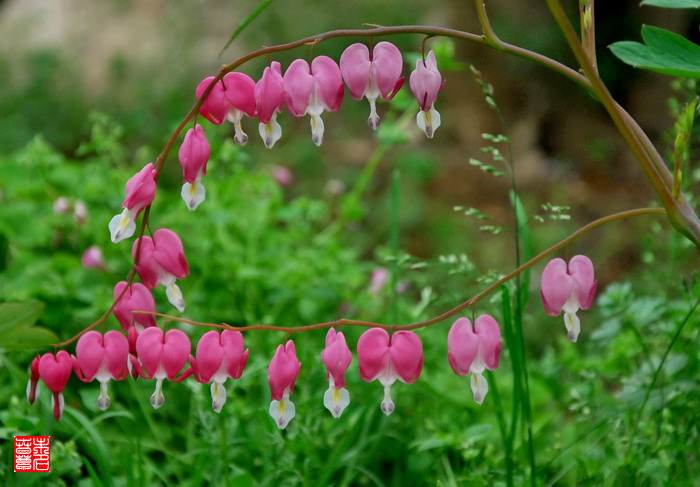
[122,163,156,216]
[178,124,210,184]
[135,327,165,377]
[321,328,353,388]
[222,72,257,117]
[161,329,191,379]
[540,258,573,316]
[283,59,314,117]
[340,43,371,100]
[568,255,596,310]
[75,331,106,381]
[372,42,404,99]
[221,330,248,379]
[311,56,344,112]
[152,229,190,280]
[102,330,129,379]
[447,318,478,376]
[255,62,286,124]
[196,76,227,125]
[38,351,72,393]
[195,330,225,383]
[474,314,502,371]
[268,340,301,400]
[409,50,444,111]
[357,328,390,382]
[132,236,159,289]
[389,331,423,384]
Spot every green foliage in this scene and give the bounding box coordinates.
[641,0,700,7]
[610,26,700,78]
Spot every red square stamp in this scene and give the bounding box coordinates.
[13,436,51,472]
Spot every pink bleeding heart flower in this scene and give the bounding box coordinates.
[357,328,423,415]
[321,328,353,418]
[38,351,73,420]
[409,50,445,138]
[541,255,596,343]
[132,228,190,312]
[26,356,41,405]
[340,41,404,130]
[72,330,129,410]
[178,124,211,211]
[109,163,157,243]
[267,340,301,429]
[134,327,192,409]
[255,61,286,148]
[81,245,106,270]
[196,73,257,144]
[113,281,157,332]
[193,330,249,413]
[284,56,344,146]
[447,315,502,404]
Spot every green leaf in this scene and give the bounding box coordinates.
[1,326,58,351]
[219,0,278,56]
[641,0,700,8]
[610,25,700,78]
[0,301,45,333]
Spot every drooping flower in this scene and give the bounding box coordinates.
[409,50,445,138]
[357,328,423,415]
[321,328,353,418]
[196,73,257,144]
[284,56,344,146]
[193,330,249,413]
[178,124,211,211]
[447,315,502,404]
[81,245,106,270]
[255,62,286,148]
[38,351,73,420]
[113,281,157,332]
[541,255,596,342]
[369,267,389,294]
[74,200,88,225]
[72,330,129,410]
[132,228,190,312]
[340,42,404,130]
[133,327,192,409]
[26,355,41,405]
[271,165,293,187]
[109,163,157,243]
[267,340,301,429]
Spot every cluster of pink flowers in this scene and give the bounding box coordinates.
[27,317,502,427]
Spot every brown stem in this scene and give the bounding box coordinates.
[134,208,666,335]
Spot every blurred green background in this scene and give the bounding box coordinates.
[1,0,699,485]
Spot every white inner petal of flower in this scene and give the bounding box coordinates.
[109,208,137,243]
[470,372,489,405]
[166,282,185,312]
[416,107,441,139]
[181,179,206,212]
[210,381,227,414]
[323,385,350,418]
[151,378,165,409]
[310,114,325,147]
[381,385,395,416]
[97,380,111,411]
[564,311,581,343]
[269,391,295,429]
[259,115,282,149]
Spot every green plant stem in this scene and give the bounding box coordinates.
[137,208,666,334]
[545,0,700,246]
[488,370,513,487]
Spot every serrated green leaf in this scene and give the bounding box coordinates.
[610,26,700,78]
[0,301,45,333]
[1,326,58,351]
[641,0,700,8]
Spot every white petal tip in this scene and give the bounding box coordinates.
[166,283,185,312]
[324,386,350,418]
[181,181,205,211]
[109,210,136,243]
[269,398,295,429]
[416,108,441,139]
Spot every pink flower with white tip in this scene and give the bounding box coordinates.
[541,255,596,342]
[26,356,41,405]
[193,330,249,413]
[132,229,190,312]
[321,328,353,418]
[178,124,211,211]
[357,328,423,415]
[340,42,404,130]
[196,73,257,144]
[409,50,445,138]
[284,56,344,146]
[81,245,106,270]
[255,61,286,148]
[113,281,157,332]
[447,315,502,405]
[38,351,72,420]
[133,327,193,409]
[109,163,157,243]
[267,340,301,429]
[72,330,129,410]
